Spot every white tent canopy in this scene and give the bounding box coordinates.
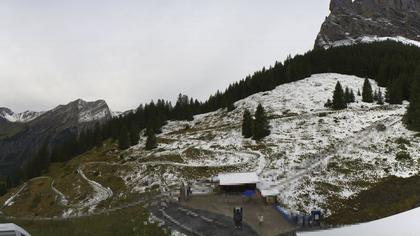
[218,172,259,186]
[0,223,31,236]
[298,207,420,236]
[260,189,279,197]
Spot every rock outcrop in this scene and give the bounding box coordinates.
[315,0,420,48]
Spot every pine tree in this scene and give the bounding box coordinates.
[386,80,404,104]
[344,87,350,104]
[145,127,157,150]
[242,109,253,138]
[377,88,384,105]
[252,104,270,140]
[350,90,356,103]
[357,89,361,96]
[332,82,347,110]
[373,90,379,101]
[404,78,420,131]
[129,124,140,146]
[227,100,235,112]
[324,99,332,108]
[362,79,374,103]
[93,123,103,147]
[118,126,130,150]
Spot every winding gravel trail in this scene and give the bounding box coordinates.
[76,164,113,207]
[3,183,27,207]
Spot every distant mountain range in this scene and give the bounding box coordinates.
[315,0,420,49]
[0,108,44,123]
[0,99,112,177]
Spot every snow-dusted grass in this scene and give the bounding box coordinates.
[123,73,420,217]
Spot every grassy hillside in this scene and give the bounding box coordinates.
[325,175,420,226]
[0,204,166,236]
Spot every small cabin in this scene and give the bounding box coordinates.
[0,223,31,236]
[217,172,259,192]
[260,189,279,204]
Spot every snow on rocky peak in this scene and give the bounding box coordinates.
[76,99,112,123]
[0,107,44,123]
[316,0,420,49]
[323,35,420,49]
[111,111,123,118]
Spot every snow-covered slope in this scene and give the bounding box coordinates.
[0,107,44,123]
[120,73,419,218]
[299,206,420,236]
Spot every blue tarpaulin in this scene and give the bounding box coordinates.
[242,190,255,198]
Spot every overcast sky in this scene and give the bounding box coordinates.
[0,0,330,112]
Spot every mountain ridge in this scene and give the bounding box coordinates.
[0,98,112,178]
[316,0,420,48]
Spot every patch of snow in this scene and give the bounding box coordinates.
[3,183,27,207]
[325,35,420,49]
[111,111,122,118]
[0,109,44,123]
[77,166,113,208]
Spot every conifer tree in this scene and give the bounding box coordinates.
[350,90,356,103]
[357,89,361,96]
[145,127,157,150]
[324,99,332,108]
[93,123,103,147]
[242,109,253,138]
[377,88,384,105]
[386,80,404,104]
[332,82,347,110]
[344,87,350,104]
[374,90,379,101]
[129,124,140,146]
[227,99,235,112]
[404,76,420,131]
[252,104,270,140]
[118,126,130,150]
[362,79,374,103]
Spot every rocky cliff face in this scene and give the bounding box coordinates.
[315,0,420,48]
[0,99,112,176]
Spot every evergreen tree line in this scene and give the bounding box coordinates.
[326,79,386,110]
[325,82,356,110]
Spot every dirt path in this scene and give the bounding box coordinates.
[3,183,27,207]
[76,165,113,207]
